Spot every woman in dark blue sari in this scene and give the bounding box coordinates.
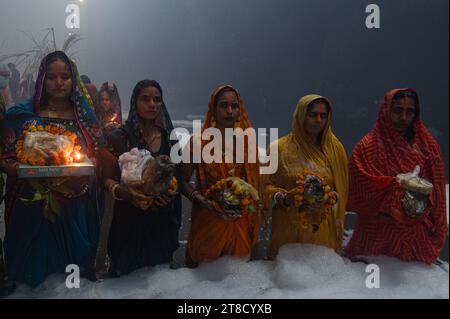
[1,51,104,288]
[102,80,182,276]
[1,89,16,296]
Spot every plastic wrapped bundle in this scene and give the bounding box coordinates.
[15,124,81,166]
[118,147,176,196]
[396,165,433,195]
[396,166,432,217]
[23,131,74,159]
[118,148,152,185]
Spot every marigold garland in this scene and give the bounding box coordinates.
[293,169,338,231]
[167,176,178,193]
[15,124,82,166]
[205,177,258,216]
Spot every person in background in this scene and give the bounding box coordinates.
[95,82,123,136]
[18,73,35,101]
[0,88,16,297]
[81,74,98,108]
[0,64,13,108]
[7,63,20,105]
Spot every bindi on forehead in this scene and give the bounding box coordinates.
[316,105,327,113]
[311,103,328,114]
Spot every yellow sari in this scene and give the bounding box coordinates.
[262,94,348,259]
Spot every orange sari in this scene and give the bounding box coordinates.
[186,85,260,265]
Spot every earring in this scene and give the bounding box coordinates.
[211,115,216,128]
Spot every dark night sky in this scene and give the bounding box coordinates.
[1,0,448,177]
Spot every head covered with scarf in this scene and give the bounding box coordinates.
[261,94,348,253]
[121,79,175,148]
[345,88,447,263]
[96,81,123,125]
[4,51,104,157]
[292,95,348,200]
[185,85,260,265]
[348,88,446,226]
[263,94,349,211]
[195,85,260,193]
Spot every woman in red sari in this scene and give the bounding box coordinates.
[345,88,447,264]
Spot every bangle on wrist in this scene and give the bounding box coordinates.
[111,183,123,201]
[106,180,116,192]
[274,191,284,203]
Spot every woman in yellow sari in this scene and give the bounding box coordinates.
[181,85,260,267]
[262,94,348,259]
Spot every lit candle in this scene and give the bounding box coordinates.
[73,151,84,162]
[109,114,117,125]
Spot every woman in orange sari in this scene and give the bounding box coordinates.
[181,85,260,267]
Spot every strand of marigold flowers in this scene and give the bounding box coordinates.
[15,124,80,166]
[292,169,338,231]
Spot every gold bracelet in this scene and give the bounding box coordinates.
[111,183,124,201]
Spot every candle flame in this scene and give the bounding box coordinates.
[109,114,117,124]
[73,151,83,162]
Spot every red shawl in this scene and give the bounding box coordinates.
[346,88,447,264]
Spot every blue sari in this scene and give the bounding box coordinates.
[2,51,104,288]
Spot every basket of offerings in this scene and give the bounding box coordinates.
[292,169,338,232]
[396,166,433,195]
[118,148,178,205]
[15,124,94,178]
[204,176,259,218]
